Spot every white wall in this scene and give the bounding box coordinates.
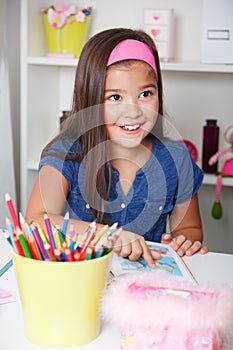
[5,0,233,252]
[0,0,20,226]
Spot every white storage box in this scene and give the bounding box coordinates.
[201,0,233,64]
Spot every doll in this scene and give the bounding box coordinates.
[208,125,233,219]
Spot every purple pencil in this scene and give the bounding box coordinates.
[44,213,56,251]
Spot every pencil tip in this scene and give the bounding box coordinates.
[5,192,10,200]
[64,211,69,219]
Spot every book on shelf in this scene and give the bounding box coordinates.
[110,241,197,284]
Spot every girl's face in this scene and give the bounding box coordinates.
[104,61,159,150]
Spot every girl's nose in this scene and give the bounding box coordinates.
[122,102,143,119]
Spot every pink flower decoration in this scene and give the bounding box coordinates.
[47,8,66,28]
[75,11,85,22]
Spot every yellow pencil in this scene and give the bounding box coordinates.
[91,225,109,246]
[34,221,48,243]
[53,227,62,250]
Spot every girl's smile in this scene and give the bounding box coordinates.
[104,61,159,151]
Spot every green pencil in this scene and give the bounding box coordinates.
[18,232,32,259]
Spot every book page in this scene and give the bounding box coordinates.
[110,241,197,283]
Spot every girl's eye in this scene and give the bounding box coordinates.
[109,94,121,102]
[140,90,152,98]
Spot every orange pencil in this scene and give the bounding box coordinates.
[44,243,57,261]
[28,236,41,260]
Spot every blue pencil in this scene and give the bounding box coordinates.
[62,211,69,237]
[5,217,17,251]
[0,259,13,277]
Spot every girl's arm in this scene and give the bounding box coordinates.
[26,165,91,234]
[161,193,208,256]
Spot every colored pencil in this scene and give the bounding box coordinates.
[54,249,63,261]
[18,230,33,259]
[25,223,43,260]
[3,231,13,247]
[56,225,66,244]
[53,227,62,250]
[69,240,76,251]
[28,236,41,260]
[0,259,13,277]
[68,224,75,245]
[79,223,96,258]
[31,223,48,260]
[19,212,27,235]
[44,213,56,251]
[85,247,93,260]
[13,233,25,257]
[94,223,117,250]
[44,243,57,261]
[107,222,118,237]
[62,211,69,237]
[5,217,17,251]
[107,227,123,249]
[73,251,81,261]
[64,248,74,262]
[5,192,21,228]
[34,221,48,243]
[5,217,14,236]
[94,246,104,258]
[91,224,108,246]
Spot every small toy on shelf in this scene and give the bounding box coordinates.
[208,125,233,219]
[177,139,198,163]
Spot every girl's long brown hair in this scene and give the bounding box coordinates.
[42,28,164,222]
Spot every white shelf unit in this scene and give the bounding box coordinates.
[20,0,233,213]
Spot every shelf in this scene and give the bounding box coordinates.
[27,56,78,67]
[161,60,233,73]
[27,56,233,73]
[203,174,233,187]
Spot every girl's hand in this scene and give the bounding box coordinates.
[161,233,208,257]
[113,230,161,269]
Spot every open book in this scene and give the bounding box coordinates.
[110,241,197,283]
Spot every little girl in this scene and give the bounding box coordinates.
[26,28,208,267]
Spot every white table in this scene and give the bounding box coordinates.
[1,234,233,350]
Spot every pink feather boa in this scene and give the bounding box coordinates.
[101,271,233,349]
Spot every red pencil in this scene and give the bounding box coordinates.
[79,227,96,257]
[64,248,74,262]
[13,233,25,257]
[5,193,21,229]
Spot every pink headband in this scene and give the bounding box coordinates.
[107,39,157,78]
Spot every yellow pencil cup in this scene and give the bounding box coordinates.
[12,250,112,347]
[43,14,91,58]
